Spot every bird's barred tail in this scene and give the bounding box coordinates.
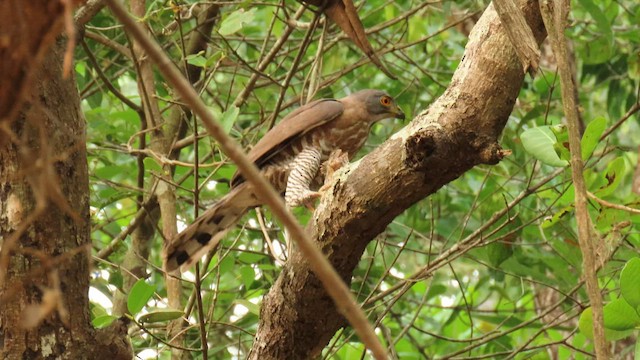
[164,185,257,271]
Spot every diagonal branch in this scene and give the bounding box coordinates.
[104,0,388,358]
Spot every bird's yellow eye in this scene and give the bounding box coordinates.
[380,96,392,106]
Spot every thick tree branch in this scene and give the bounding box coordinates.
[494,0,541,75]
[250,0,547,358]
[74,0,105,28]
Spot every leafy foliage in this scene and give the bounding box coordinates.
[78,0,640,358]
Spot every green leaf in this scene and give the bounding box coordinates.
[595,157,625,197]
[186,51,223,69]
[185,53,208,68]
[220,106,240,134]
[137,308,184,324]
[486,242,513,268]
[109,271,123,289]
[92,315,118,329]
[577,0,614,64]
[95,165,122,180]
[621,258,640,309]
[238,252,266,264]
[548,237,581,269]
[542,204,574,229]
[520,126,568,166]
[240,265,255,288]
[87,91,103,110]
[218,255,235,274]
[91,302,109,319]
[578,307,593,338]
[577,0,614,41]
[607,79,624,120]
[549,124,568,143]
[550,124,570,161]
[143,157,162,174]
[603,298,640,331]
[581,117,606,160]
[127,279,155,315]
[219,8,257,36]
[579,307,634,341]
[629,53,640,80]
[581,36,614,65]
[75,62,86,77]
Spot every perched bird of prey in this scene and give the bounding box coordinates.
[165,89,404,271]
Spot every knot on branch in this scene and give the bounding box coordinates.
[476,140,510,165]
[404,126,439,171]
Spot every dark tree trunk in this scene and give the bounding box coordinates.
[0,6,131,359]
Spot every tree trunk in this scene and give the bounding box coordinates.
[0,12,131,360]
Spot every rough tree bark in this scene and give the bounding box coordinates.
[0,4,131,359]
[249,0,547,358]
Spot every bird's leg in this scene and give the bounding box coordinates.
[285,146,323,210]
[319,149,349,193]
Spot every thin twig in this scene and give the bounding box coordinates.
[540,0,609,358]
[587,192,640,215]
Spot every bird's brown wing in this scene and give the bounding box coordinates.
[230,98,344,186]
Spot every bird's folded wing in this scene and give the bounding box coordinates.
[231,99,343,186]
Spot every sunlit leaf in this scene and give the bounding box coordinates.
[186,53,208,68]
[581,117,606,160]
[579,307,634,341]
[219,8,257,36]
[520,126,568,166]
[621,258,640,309]
[92,315,118,329]
[127,279,155,315]
[542,204,574,229]
[603,298,640,331]
[220,106,240,134]
[240,265,255,288]
[138,309,184,323]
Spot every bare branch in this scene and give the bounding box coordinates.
[539,0,609,358]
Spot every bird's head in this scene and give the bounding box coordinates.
[353,89,405,122]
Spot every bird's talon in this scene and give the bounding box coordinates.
[318,182,331,193]
[323,149,350,183]
[286,190,321,209]
[302,191,321,209]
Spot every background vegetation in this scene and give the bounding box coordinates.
[57,0,640,358]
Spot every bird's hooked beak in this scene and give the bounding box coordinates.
[391,103,405,120]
